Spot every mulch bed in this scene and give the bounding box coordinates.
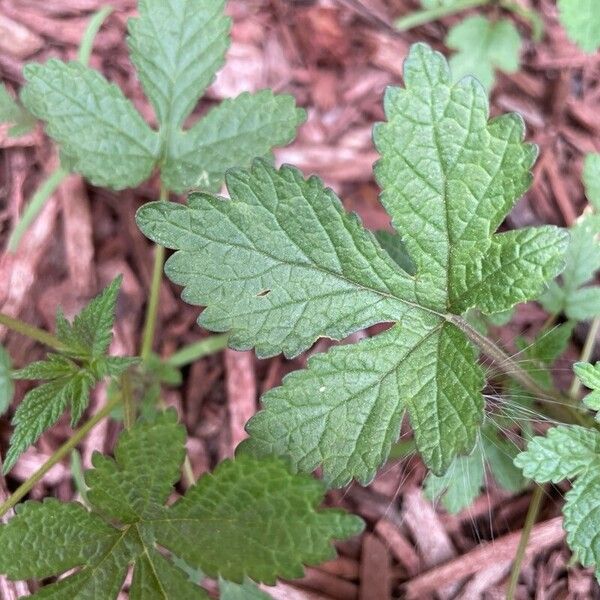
[1,0,600,597]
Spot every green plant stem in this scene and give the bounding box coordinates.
[499,0,544,41]
[7,166,69,253]
[505,484,545,600]
[140,185,169,362]
[0,312,65,351]
[167,334,230,367]
[569,316,600,399]
[0,396,120,518]
[121,373,135,430]
[450,315,591,428]
[77,5,113,65]
[7,7,113,254]
[395,0,489,30]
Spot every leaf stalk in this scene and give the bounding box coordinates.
[0,312,65,351]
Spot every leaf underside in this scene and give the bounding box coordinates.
[137,43,568,484]
[0,411,362,598]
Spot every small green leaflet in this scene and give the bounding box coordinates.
[0,345,14,416]
[137,44,568,484]
[515,425,600,581]
[3,277,137,473]
[425,426,525,513]
[0,411,362,598]
[557,0,600,53]
[21,0,305,193]
[447,16,522,92]
[540,215,600,320]
[574,362,600,414]
[0,83,35,137]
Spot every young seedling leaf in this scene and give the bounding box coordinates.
[137,43,567,484]
[21,60,160,189]
[515,425,600,580]
[447,16,522,92]
[574,362,600,412]
[0,345,13,416]
[161,90,307,193]
[0,411,362,597]
[3,277,136,473]
[557,0,600,53]
[540,214,600,320]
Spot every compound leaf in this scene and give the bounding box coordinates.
[447,16,521,92]
[162,90,306,193]
[3,278,133,474]
[0,411,362,597]
[127,0,231,132]
[558,0,600,53]
[137,43,567,482]
[21,60,159,189]
[515,425,600,580]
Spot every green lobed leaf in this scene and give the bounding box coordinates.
[137,43,567,482]
[447,16,522,92]
[21,60,160,189]
[0,411,361,597]
[574,362,600,412]
[127,0,231,132]
[161,90,307,193]
[515,425,600,580]
[557,0,600,53]
[0,345,13,416]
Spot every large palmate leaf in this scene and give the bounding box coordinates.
[0,411,362,598]
[3,277,137,474]
[515,425,600,581]
[137,43,567,484]
[447,16,521,92]
[22,0,304,193]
